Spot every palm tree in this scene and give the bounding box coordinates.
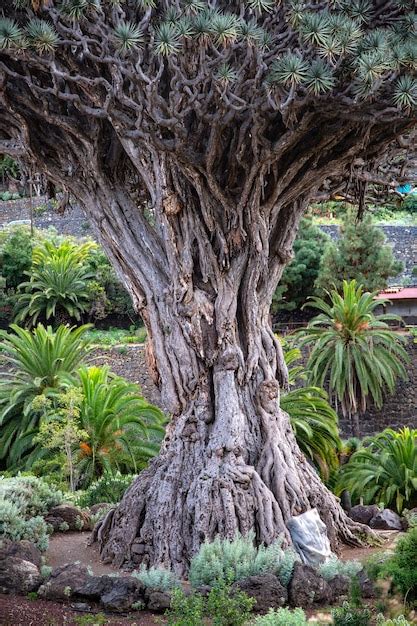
[74,366,166,486]
[0,323,91,467]
[280,346,341,479]
[298,280,408,437]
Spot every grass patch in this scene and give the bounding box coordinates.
[85,326,147,346]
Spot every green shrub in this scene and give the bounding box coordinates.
[364,551,392,581]
[337,428,417,513]
[0,226,33,289]
[382,528,417,605]
[251,607,307,626]
[165,587,205,626]
[75,472,136,507]
[207,579,255,626]
[189,532,289,588]
[332,601,371,626]
[0,475,63,516]
[318,557,362,582]
[133,565,180,591]
[0,499,49,551]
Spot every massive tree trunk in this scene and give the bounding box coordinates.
[85,154,367,575]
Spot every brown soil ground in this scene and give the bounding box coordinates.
[45,532,125,577]
[0,595,163,626]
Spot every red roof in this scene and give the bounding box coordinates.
[375,287,417,301]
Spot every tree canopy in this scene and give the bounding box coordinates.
[0,0,416,215]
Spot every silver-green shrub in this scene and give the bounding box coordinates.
[0,475,63,517]
[189,532,299,588]
[251,607,307,625]
[376,616,411,626]
[133,565,180,591]
[318,557,362,582]
[0,499,49,551]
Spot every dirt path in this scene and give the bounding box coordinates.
[45,532,125,576]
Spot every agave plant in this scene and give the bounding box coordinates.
[0,323,91,467]
[73,366,166,485]
[15,240,95,326]
[280,345,341,479]
[298,280,408,437]
[337,428,417,513]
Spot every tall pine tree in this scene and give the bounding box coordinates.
[316,211,403,294]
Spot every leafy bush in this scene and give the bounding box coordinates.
[0,499,49,551]
[337,428,417,513]
[206,579,255,626]
[0,475,59,551]
[0,475,63,516]
[189,531,298,589]
[318,557,362,582]
[133,565,180,591]
[382,528,417,605]
[75,472,136,507]
[165,587,205,626]
[251,607,307,625]
[0,323,91,468]
[165,582,254,626]
[0,226,33,289]
[332,601,371,626]
[15,240,95,325]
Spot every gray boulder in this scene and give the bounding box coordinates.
[288,563,331,608]
[232,573,288,613]
[0,539,42,569]
[369,509,402,531]
[100,577,144,612]
[38,563,89,600]
[145,589,172,612]
[329,574,351,602]
[349,505,380,526]
[358,569,376,598]
[0,556,42,593]
[78,575,114,599]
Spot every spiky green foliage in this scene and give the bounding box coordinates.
[114,21,144,52]
[75,471,136,507]
[0,323,91,467]
[393,75,417,111]
[15,240,95,326]
[26,19,58,53]
[268,53,309,87]
[280,346,341,479]
[0,18,22,49]
[298,280,408,426]
[71,366,166,484]
[154,22,181,56]
[337,428,417,513]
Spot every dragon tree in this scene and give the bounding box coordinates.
[0,0,416,574]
